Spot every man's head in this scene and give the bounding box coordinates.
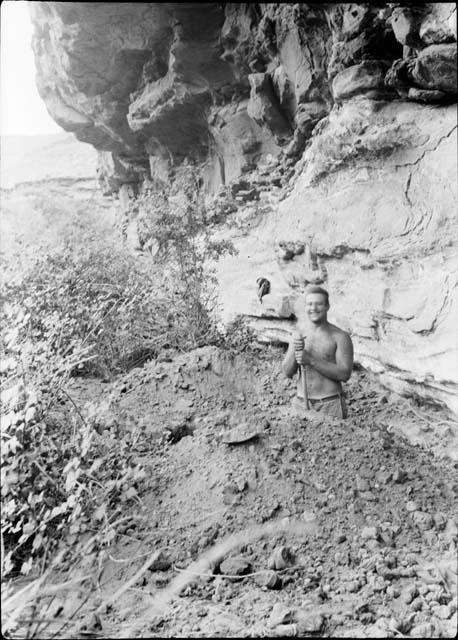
[304,285,329,324]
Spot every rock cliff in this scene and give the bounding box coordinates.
[30,3,457,413]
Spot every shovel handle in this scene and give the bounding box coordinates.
[294,331,309,411]
[301,364,309,410]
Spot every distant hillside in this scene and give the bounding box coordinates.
[0,133,114,257]
[0,132,98,189]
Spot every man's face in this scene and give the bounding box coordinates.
[305,293,329,324]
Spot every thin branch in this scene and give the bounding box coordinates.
[30,540,54,638]
[2,574,90,633]
[57,387,87,427]
[48,583,99,640]
[49,515,138,639]
[108,551,152,564]
[32,459,59,488]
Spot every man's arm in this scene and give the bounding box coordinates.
[299,332,354,382]
[282,340,299,378]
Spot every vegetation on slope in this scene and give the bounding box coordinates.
[0,167,238,602]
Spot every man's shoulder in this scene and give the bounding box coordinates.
[327,323,352,342]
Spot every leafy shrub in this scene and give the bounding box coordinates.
[1,383,148,579]
[1,263,154,579]
[0,248,180,577]
[1,246,174,378]
[221,316,261,354]
[131,163,236,347]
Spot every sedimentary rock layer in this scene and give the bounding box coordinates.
[216,101,457,413]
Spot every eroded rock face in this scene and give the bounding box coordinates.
[30,3,456,187]
[30,3,457,412]
[216,102,457,413]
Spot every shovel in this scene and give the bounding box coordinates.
[294,331,309,411]
[301,364,309,411]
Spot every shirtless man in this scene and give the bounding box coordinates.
[282,285,353,419]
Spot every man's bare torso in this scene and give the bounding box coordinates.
[282,289,353,413]
[299,323,344,399]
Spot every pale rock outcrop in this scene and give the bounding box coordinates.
[29,3,457,413]
[216,100,458,413]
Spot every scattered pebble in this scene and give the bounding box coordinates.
[267,546,294,570]
[410,597,423,611]
[219,556,251,579]
[296,612,324,634]
[402,584,418,604]
[392,468,407,483]
[268,603,295,628]
[432,604,451,619]
[361,526,378,540]
[356,476,370,491]
[375,470,392,484]
[346,580,360,593]
[433,512,447,530]
[412,510,434,530]
[149,550,171,571]
[410,622,435,637]
[254,570,280,589]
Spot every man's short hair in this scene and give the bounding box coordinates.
[305,285,329,305]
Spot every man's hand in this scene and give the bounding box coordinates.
[293,333,306,365]
[293,333,304,353]
[293,333,312,365]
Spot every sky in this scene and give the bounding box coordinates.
[1,0,63,135]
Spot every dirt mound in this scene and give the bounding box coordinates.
[59,346,458,637]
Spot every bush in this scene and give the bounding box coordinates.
[221,316,261,354]
[1,382,148,579]
[0,243,158,579]
[130,164,236,347]
[1,171,237,378]
[1,246,174,378]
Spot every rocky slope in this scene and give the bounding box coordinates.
[29,3,457,413]
[18,346,457,638]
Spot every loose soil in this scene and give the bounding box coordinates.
[12,345,458,638]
